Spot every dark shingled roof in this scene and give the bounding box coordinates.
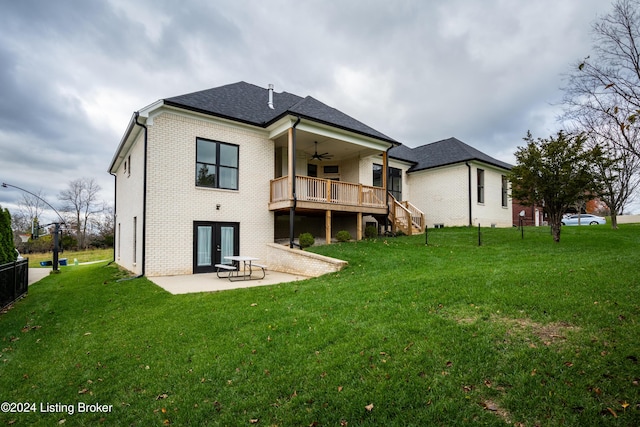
[389,137,512,172]
[164,81,397,144]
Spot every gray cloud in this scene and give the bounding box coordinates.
[2,0,635,218]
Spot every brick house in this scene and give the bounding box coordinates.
[108,82,511,277]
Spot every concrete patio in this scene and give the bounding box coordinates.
[148,270,310,295]
[28,266,308,295]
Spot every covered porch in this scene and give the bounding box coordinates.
[266,115,395,245]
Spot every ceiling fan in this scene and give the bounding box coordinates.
[310,141,333,161]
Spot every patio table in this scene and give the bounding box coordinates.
[223,256,266,281]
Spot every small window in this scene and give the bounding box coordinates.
[127,155,131,177]
[323,165,339,174]
[196,138,239,190]
[307,164,317,177]
[477,169,485,204]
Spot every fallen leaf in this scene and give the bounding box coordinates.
[84,332,92,336]
[607,407,618,418]
[249,419,259,424]
[340,420,348,426]
[338,386,343,392]
[445,361,453,368]
[564,362,574,367]
[156,393,169,400]
[251,303,258,307]
[621,401,630,409]
[78,388,89,394]
[365,403,374,412]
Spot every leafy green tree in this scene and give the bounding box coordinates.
[509,131,604,242]
[0,206,17,264]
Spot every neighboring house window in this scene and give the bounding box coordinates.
[477,169,485,204]
[196,138,239,190]
[501,175,508,207]
[127,155,131,177]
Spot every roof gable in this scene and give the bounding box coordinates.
[390,137,512,172]
[163,81,396,143]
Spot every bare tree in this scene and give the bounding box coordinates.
[58,178,102,249]
[562,0,640,158]
[15,189,48,234]
[589,134,640,228]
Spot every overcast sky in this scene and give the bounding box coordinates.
[2,0,631,221]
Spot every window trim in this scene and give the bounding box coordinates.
[195,138,239,190]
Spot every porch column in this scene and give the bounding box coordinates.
[287,127,294,199]
[326,210,332,244]
[357,212,363,241]
[382,150,388,193]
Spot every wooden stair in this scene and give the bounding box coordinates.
[387,193,425,235]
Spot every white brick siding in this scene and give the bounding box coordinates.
[115,110,275,277]
[114,131,145,275]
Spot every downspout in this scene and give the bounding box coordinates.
[108,170,116,265]
[289,116,301,249]
[384,144,393,233]
[134,112,147,277]
[466,162,472,226]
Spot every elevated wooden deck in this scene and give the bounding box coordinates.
[269,176,388,215]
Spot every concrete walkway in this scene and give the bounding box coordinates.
[148,270,310,295]
[28,268,51,285]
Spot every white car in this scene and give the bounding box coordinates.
[561,214,606,226]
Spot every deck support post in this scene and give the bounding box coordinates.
[326,210,332,245]
[357,212,363,241]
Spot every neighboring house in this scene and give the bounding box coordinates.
[385,138,513,228]
[109,82,511,277]
[512,200,545,227]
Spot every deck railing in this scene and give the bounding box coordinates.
[270,176,386,209]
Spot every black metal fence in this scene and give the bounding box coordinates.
[0,259,29,311]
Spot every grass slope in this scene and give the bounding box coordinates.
[1,226,639,426]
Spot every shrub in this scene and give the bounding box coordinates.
[336,230,351,242]
[364,225,378,239]
[299,232,315,248]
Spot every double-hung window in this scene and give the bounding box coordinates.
[196,138,239,190]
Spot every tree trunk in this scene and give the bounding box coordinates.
[551,221,562,243]
[549,213,563,243]
[610,212,618,229]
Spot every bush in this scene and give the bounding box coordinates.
[364,225,378,239]
[299,232,315,248]
[336,230,351,242]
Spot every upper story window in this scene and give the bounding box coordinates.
[477,168,485,204]
[373,164,382,187]
[196,138,239,190]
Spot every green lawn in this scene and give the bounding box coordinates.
[1,226,639,426]
[25,248,113,268]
